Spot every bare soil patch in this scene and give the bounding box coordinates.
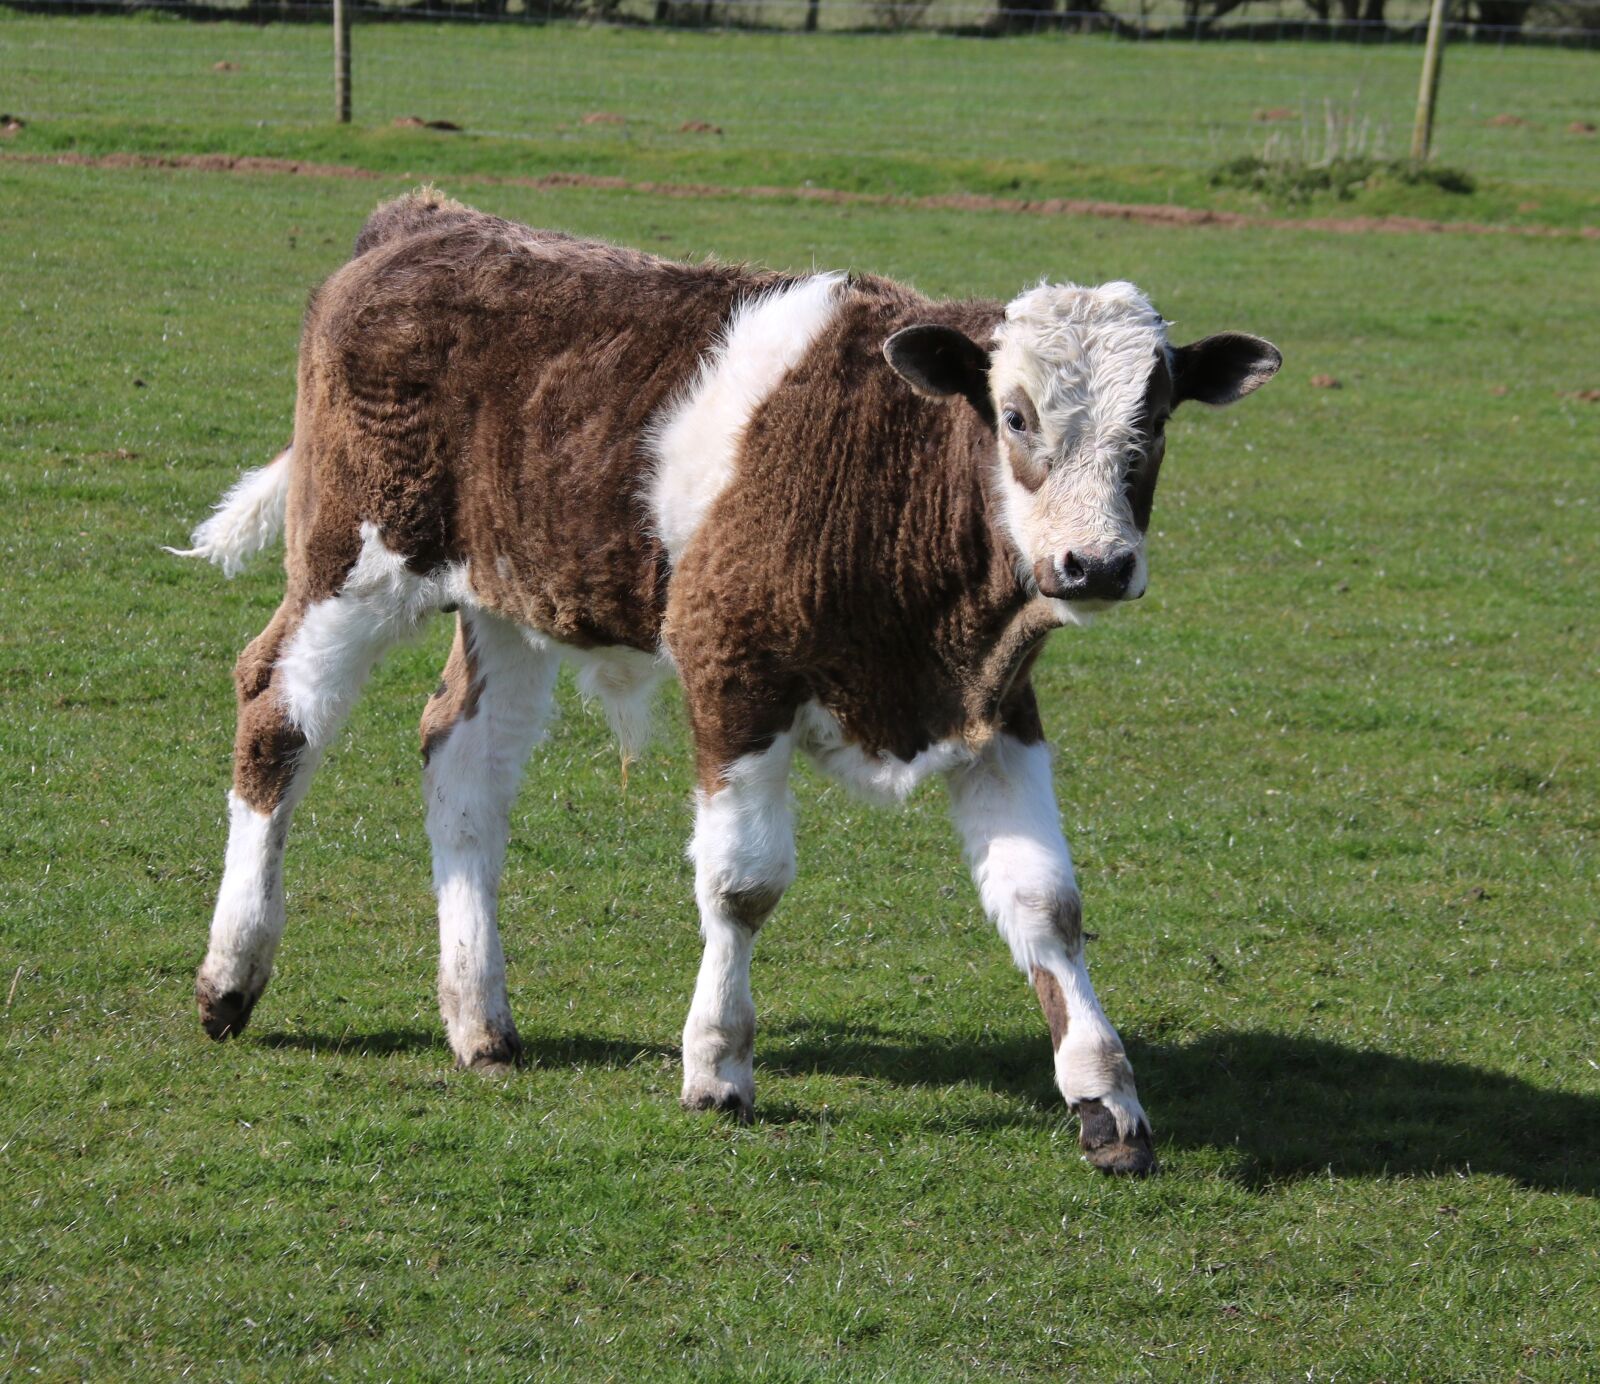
[6,151,1595,241]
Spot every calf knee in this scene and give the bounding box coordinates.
[690,790,795,932]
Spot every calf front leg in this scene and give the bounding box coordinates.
[947,734,1154,1175]
[680,732,796,1123]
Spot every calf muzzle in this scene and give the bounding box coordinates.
[1037,548,1139,602]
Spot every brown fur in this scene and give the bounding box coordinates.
[667,284,1051,785]
[231,597,309,812]
[1032,968,1069,1049]
[238,196,1056,832]
[350,186,482,258]
[286,211,795,639]
[1125,353,1174,533]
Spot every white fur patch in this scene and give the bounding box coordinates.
[794,702,975,806]
[646,273,845,563]
[277,522,469,745]
[989,282,1170,605]
[197,791,293,1004]
[567,644,669,764]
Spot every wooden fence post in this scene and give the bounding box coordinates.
[334,0,352,125]
[1410,0,1449,160]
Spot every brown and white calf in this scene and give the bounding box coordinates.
[175,191,1279,1175]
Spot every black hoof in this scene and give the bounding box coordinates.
[1075,1098,1157,1176]
[459,1031,524,1075]
[197,983,258,1041]
[681,1087,754,1125]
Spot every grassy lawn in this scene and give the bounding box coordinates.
[1,47,1599,1380]
[3,12,1600,229]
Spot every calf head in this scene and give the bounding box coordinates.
[885,282,1280,622]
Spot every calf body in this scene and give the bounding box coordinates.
[181,192,1279,1174]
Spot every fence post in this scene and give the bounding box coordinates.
[334,0,352,125]
[1410,0,1448,160]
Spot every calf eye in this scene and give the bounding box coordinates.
[1003,409,1027,435]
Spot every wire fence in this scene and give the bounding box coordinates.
[4,8,1597,193]
[7,0,1600,41]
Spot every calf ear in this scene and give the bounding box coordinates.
[1172,333,1282,407]
[884,325,995,427]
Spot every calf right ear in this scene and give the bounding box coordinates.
[884,325,995,428]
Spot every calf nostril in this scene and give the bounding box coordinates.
[1052,547,1137,600]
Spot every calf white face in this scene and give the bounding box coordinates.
[884,281,1281,623]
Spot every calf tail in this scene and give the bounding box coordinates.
[166,444,293,578]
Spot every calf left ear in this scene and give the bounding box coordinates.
[884,325,995,427]
[1172,333,1282,407]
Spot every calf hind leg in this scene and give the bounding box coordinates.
[196,577,408,1039]
[421,612,559,1072]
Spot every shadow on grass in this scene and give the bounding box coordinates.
[257,1026,445,1057]
[256,1027,677,1068]
[255,1020,1599,1192]
[768,1020,1600,1195]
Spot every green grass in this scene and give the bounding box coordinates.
[2,76,1600,1382]
[4,13,1600,229]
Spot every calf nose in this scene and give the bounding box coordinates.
[1058,548,1137,601]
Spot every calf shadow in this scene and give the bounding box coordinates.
[257,1025,443,1057]
[256,1027,673,1068]
[256,1019,1599,1193]
[767,1020,1600,1195]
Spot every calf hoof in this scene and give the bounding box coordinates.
[680,1078,754,1126]
[457,1031,524,1077]
[1074,1098,1156,1177]
[196,981,258,1041]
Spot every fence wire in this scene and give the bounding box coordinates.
[4,9,1597,189]
[7,0,1600,39]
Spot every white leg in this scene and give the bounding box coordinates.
[946,734,1154,1174]
[197,525,453,1040]
[422,612,559,1072]
[680,733,797,1122]
[197,585,406,1038]
[196,788,300,1038]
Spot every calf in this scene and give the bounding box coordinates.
[175,190,1279,1175]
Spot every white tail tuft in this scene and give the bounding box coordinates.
[166,446,293,578]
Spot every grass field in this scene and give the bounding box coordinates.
[3,16,1600,1380]
[4,13,1600,228]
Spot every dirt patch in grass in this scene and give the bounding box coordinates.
[6,150,1597,241]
